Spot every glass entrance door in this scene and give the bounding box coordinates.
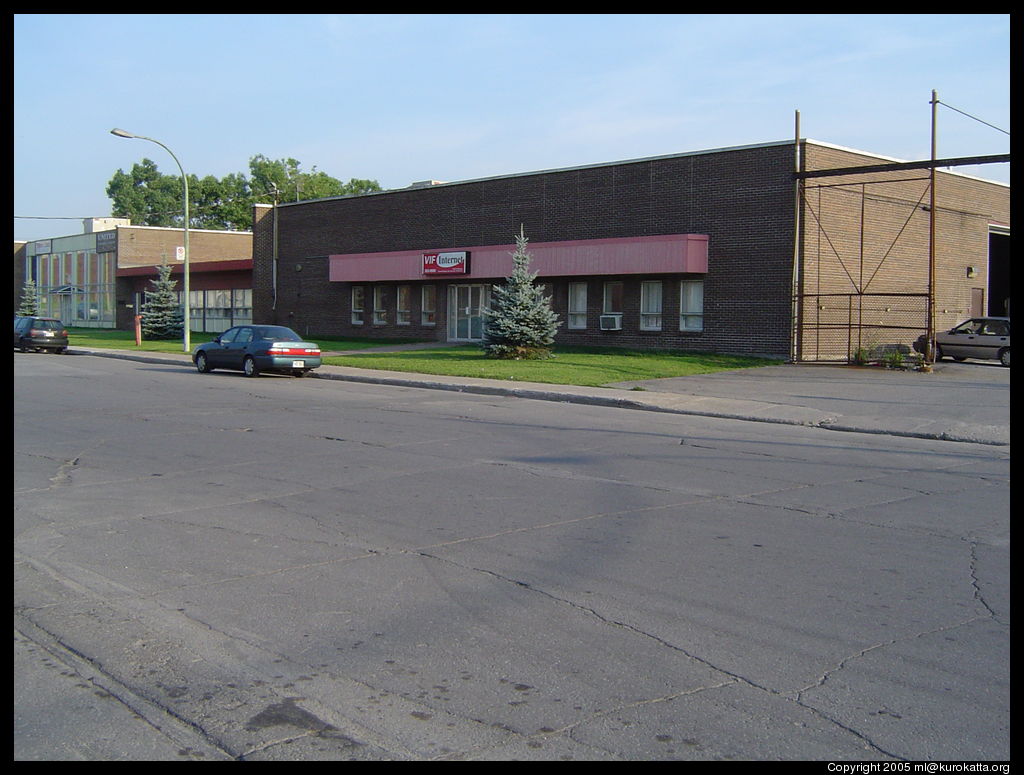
[448,284,488,341]
[59,293,75,324]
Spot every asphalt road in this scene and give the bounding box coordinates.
[14,352,1010,761]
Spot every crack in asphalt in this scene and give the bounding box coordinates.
[409,538,1005,761]
[16,407,1006,759]
[969,540,1002,622]
[16,454,81,493]
[14,613,238,760]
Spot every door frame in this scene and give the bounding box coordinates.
[447,284,489,341]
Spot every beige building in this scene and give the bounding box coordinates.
[19,219,252,332]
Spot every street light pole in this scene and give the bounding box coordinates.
[110,128,191,354]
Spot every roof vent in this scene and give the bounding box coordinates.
[407,180,446,189]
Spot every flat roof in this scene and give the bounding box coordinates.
[275,138,1007,210]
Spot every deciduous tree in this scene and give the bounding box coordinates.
[107,155,382,231]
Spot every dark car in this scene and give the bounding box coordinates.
[913,317,1010,367]
[193,325,322,377]
[14,316,69,353]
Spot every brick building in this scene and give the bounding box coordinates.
[252,139,1008,360]
[19,220,253,333]
[14,241,27,311]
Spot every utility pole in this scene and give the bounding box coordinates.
[924,89,938,371]
[791,110,802,363]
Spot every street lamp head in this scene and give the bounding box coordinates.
[110,128,136,138]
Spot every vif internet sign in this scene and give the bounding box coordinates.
[422,251,470,275]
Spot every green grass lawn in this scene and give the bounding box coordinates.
[65,328,420,353]
[324,345,775,387]
[66,328,776,387]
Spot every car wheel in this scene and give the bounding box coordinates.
[18,339,29,353]
[934,344,944,361]
[195,352,213,373]
[999,348,1010,367]
[55,348,66,354]
[243,356,260,378]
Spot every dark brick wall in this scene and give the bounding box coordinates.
[252,205,276,323]
[253,143,1009,357]
[253,142,1009,358]
[256,142,799,356]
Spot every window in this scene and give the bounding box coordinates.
[568,282,587,329]
[233,289,252,326]
[421,285,436,325]
[373,286,387,325]
[351,287,365,325]
[396,285,412,325]
[640,281,662,331]
[680,280,704,331]
[603,281,623,314]
[206,289,232,332]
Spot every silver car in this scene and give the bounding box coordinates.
[916,317,1011,367]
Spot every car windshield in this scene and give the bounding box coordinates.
[254,326,303,341]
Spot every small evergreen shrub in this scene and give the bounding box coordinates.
[140,262,184,340]
[481,227,561,360]
[17,279,40,316]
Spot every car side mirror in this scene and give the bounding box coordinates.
[213,336,222,344]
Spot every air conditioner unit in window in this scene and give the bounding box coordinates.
[599,315,622,331]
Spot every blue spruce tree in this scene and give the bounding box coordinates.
[17,279,40,316]
[140,262,184,340]
[481,227,561,359]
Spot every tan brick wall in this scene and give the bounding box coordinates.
[116,226,251,269]
[797,144,1009,360]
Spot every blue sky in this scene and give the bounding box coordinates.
[14,13,1010,243]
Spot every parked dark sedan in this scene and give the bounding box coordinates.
[913,317,1010,367]
[14,316,69,353]
[193,325,322,377]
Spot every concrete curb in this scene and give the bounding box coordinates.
[63,348,1009,446]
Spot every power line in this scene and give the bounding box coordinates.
[937,100,1010,136]
[15,215,113,220]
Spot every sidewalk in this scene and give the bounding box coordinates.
[64,346,1010,446]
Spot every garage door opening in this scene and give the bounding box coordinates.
[988,227,1010,317]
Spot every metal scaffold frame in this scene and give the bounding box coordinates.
[789,92,1009,364]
